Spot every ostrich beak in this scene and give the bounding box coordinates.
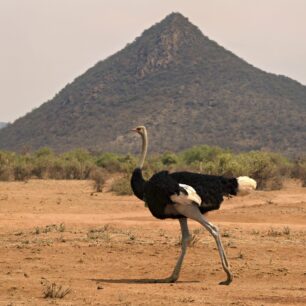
[130,128,137,132]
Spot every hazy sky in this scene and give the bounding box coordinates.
[1,0,306,122]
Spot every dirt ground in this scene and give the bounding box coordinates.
[0,179,305,306]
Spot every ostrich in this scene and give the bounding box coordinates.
[130,126,256,285]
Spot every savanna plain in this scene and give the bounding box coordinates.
[0,179,305,305]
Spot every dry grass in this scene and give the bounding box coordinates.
[42,280,71,299]
[175,232,201,247]
[34,223,65,235]
[87,226,111,241]
[267,226,291,237]
[86,224,136,243]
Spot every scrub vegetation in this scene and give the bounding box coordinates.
[0,145,305,194]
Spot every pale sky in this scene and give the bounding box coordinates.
[1,0,306,122]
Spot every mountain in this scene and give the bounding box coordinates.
[0,122,7,129]
[0,13,305,155]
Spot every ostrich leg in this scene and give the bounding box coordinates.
[168,218,191,282]
[174,204,233,285]
[196,215,233,285]
[153,218,190,283]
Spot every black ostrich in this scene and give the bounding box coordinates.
[130,126,256,285]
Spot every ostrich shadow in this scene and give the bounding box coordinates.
[90,277,199,284]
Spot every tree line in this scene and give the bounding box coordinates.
[0,146,305,194]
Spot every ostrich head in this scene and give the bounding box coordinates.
[131,126,148,169]
[131,126,146,136]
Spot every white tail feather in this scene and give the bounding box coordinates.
[237,176,257,195]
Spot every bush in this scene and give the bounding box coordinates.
[47,159,67,179]
[161,152,179,166]
[116,154,137,173]
[14,159,32,181]
[0,145,298,190]
[181,145,225,166]
[111,176,133,195]
[90,167,106,192]
[0,151,14,181]
[292,157,306,187]
[61,149,95,179]
[233,151,290,190]
[96,153,123,172]
[0,165,13,181]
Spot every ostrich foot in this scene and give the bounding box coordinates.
[219,273,233,286]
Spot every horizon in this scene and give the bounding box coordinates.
[1,0,306,122]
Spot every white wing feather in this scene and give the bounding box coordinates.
[170,183,202,206]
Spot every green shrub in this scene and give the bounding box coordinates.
[34,147,54,158]
[0,145,298,190]
[61,149,94,179]
[0,165,13,181]
[96,152,123,172]
[292,157,306,187]
[181,145,225,165]
[90,167,106,192]
[111,176,133,195]
[14,159,32,181]
[142,155,164,178]
[161,152,179,166]
[233,151,290,190]
[0,151,14,181]
[116,154,137,173]
[47,159,67,179]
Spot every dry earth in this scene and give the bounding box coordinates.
[0,180,305,305]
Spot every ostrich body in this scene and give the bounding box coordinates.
[131,126,256,285]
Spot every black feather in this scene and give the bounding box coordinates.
[130,168,146,200]
[144,171,181,219]
[170,172,238,213]
[131,169,239,219]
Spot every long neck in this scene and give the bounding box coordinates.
[131,168,145,200]
[138,129,148,169]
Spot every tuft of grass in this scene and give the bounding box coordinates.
[189,234,200,247]
[178,296,195,303]
[42,280,71,299]
[267,227,280,237]
[58,223,65,232]
[57,235,66,243]
[176,233,200,247]
[251,229,260,235]
[193,228,206,235]
[34,223,66,235]
[267,226,291,237]
[221,230,231,238]
[87,225,111,241]
[86,224,136,243]
[126,231,136,241]
[282,226,291,236]
[237,250,244,259]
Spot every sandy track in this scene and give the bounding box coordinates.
[0,180,305,305]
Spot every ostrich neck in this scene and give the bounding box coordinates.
[139,130,148,169]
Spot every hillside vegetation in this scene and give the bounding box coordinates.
[0,13,305,154]
[0,146,305,193]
